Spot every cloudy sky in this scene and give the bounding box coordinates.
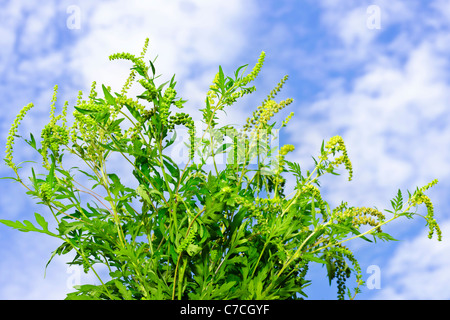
[1,0,450,300]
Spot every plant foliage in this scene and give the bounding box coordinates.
[1,38,441,300]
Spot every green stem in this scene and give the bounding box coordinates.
[262,223,327,297]
[281,159,324,217]
[171,206,205,300]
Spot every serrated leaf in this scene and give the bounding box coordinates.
[0,214,57,237]
[372,232,398,242]
[114,280,133,300]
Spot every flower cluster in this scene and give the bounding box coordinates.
[205,71,221,107]
[71,90,110,141]
[176,226,198,254]
[115,95,146,114]
[40,85,70,169]
[328,244,362,300]
[263,75,289,105]
[88,81,98,101]
[333,204,385,232]
[160,87,177,127]
[244,98,294,133]
[114,95,147,139]
[321,135,353,181]
[301,184,327,217]
[168,113,196,159]
[138,79,158,100]
[240,51,265,86]
[109,52,148,75]
[334,255,350,300]
[276,144,295,178]
[411,188,442,241]
[281,111,294,128]
[223,86,256,106]
[121,69,136,96]
[251,198,277,233]
[5,102,34,171]
[109,39,151,97]
[279,144,295,156]
[39,182,54,204]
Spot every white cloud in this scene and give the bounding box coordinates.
[67,0,258,90]
[0,231,106,299]
[286,30,450,211]
[430,0,450,23]
[278,1,450,299]
[373,220,450,299]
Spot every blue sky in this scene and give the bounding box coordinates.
[1,0,450,300]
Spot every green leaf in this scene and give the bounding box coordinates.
[164,131,177,148]
[311,195,318,228]
[169,74,177,88]
[0,213,57,237]
[132,65,147,78]
[157,80,170,92]
[74,106,97,115]
[149,59,156,76]
[25,133,37,149]
[302,253,327,265]
[102,84,116,107]
[58,220,85,236]
[162,157,180,181]
[114,280,133,300]
[325,257,336,285]
[186,243,202,257]
[124,103,142,122]
[373,232,398,242]
[218,65,225,87]
[97,141,119,152]
[34,212,48,231]
[391,189,404,212]
[234,64,248,79]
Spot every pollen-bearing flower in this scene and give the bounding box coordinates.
[40,85,70,169]
[279,144,295,156]
[411,188,442,241]
[5,102,34,171]
[322,135,353,181]
[240,51,265,86]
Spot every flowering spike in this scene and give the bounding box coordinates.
[4,103,34,171]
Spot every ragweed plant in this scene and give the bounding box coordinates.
[1,38,441,300]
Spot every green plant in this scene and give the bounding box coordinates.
[1,38,442,300]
